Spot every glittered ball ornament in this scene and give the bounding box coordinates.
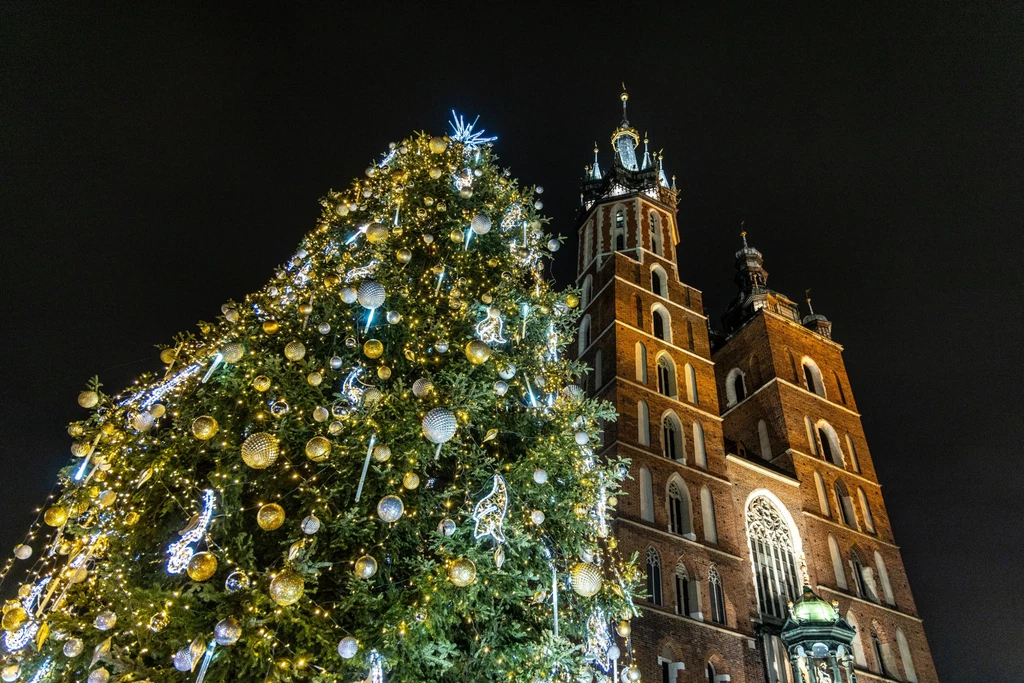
[13,544,32,560]
[78,391,99,408]
[366,223,388,243]
[305,436,331,462]
[377,495,404,523]
[87,668,110,683]
[429,136,448,154]
[94,610,117,631]
[63,637,84,657]
[191,416,219,440]
[464,340,491,365]
[531,510,546,525]
[224,571,250,593]
[70,441,91,457]
[221,342,244,363]
[214,616,242,646]
[131,411,155,432]
[43,506,68,527]
[412,378,433,397]
[402,472,420,489]
[269,569,304,606]
[241,432,280,469]
[284,341,306,361]
[253,375,272,392]
[357,281,386,309]
[173,648,193,672]
[337,636,359,659]
[372,444,391,462]
[448,558,477,587]
[2,606,28,631]
[314,407,331,423]
[569,562,603,597]
[422,408,457,444]
[186,552,218,582]
[341,287,358,304]
[257,503,286,531]
[354,555,378,579]
[301,515,321,535]
[470,214,492,235]
[363,339,384,359]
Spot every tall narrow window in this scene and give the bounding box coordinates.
[684,363,698,404]
[594,350,602,389]
[758,419,772,460]
[804,416,819,456]
[667,479,692,536]
[828,534,847,589]
[674,564,691,616]
[708,565,725,624]
[692,422,707,468]
[662,413,683,461]
[848,612,868,667]
[583,221,593,265]
[657,355,676,397]
[581,275,592,309]
[897,629,918,682]
[802,357,825,397]
[684,287,692,308]
[650,212,662,256]
[818,422,844,468]
[726,368,746,406]
[871,630,891,677]
[635,295,644,328]
[858,488,875,533]
[875,551,894,605]
[701,486,718,543]
[652,305,671,342]
[846,434,861,473]
[615,211,626,251]
[651,266,668,297]
[833,370,847,404]
[637,400,650,446]
[814,471,831,516]
[646,549,662,606]
[834,481,857,529]
[639,466,654,522]
[686,320,695,350]
[578,315,591,355]
[746,496,800,620]
[788,349,799,382]
[635,342,648,383]
[851,551,876,602]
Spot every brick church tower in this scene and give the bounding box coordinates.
[573,91,938,683]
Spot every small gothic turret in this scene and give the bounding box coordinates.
[721,226,803,335]
[802,290,834,339]
[781,577,859,683]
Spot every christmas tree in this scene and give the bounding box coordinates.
[0,116,641,683]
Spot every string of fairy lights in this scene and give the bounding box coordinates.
[1,115,645,683]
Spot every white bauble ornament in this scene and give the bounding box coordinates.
[533,469,548,484]
[337,636,359,659]
[357,281,386,309]
[498,364,516,380]
[531,510,546,525]
[422,408,457,444]
[608,644,621,660]
[377,495,404,523]
[14,544,32,560]
[575,431,590,445]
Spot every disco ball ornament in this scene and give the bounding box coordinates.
[301,515,321,535]
[363,388,383,407]
[269,569,304,606]
[438,518,457,536]
[187,552,218,582]
[448,558,477,587]
[412,379,432,400]
[498,364,516,380]
[284,341,306,361]
[131,411,155,432]
[372,444,391,462]
[173,648,192,672]
[429,136,447,154]
[366,222,388,243]
[354,555,378,579]
[341,287,358,304]
[615,620,631,637]
[402,472,420,489]
[494,381,508,396]
[13,544,32,560]
[569,562,603,597]
[531,510,546,525]
[464,340,491,365]
[214,616,242,646]
[94,610,117,631]
[44,505,68,527]
[78,391,99,408]
[357,281,386,309]
[1,665,18,683]
[470,213,492,235]
[63,637,84,657]
[377,495,404,523]
[337,636,359,659]
[547,239,560,252]
[241,432,280,469]
[262,320,279,334]
[191,416,218,440]
[305,436,331,462]
[253,375,272,392]
[87,668,110,683]
[533,469,548,484]
[257,503,286,531]
[422,408,457,444]
[318,322,331,334]
[363,339,384,359]
[224,571,250,593]
[221,342,244,363]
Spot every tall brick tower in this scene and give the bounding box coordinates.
[574,91,938,683]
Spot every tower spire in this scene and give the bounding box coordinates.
[641,133,652,170]
[611,86,640,170]
[620,82,629,125]
[741,220,749,248]
[805,289,814,315]
[590,143,602,180]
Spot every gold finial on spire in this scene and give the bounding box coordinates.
[593,142,599,154]
[644,132,648,145]
[740,220,748,248]
[621,81,628,101]
[805,289,815,315]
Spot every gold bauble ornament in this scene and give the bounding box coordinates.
[324,273,341,287]
[269,570,304,606]
[449,228,464,243]
[262,320,280,334]
[377,366,392,380]
[372,444,391,462]
[354,555,378,579]
[626,665,642,681]
[148,612,170,632]
[298,302,313,317]
[241,432,280,469]
[2,606,28,631]
[304,436,331,462]
[70,441,91,457]
[284,341,306,361]
[191,416,219,440]
[159,348,177,364]
[396,248,412,264]
[363,339,384,359]
[149,403,166,419]
[448,558,477,587]
[186,552,218,582]
[253,375,272,392]
[566,293,579,308]
[366,223,388,243]
[124,511,140,526]
[96,490,116,508]
[307,371,323,386]
[257,503,286,531]
[569,562,603,597]
[402,472,420,489]
[44,506,68,527]
[221,342,244,363]
[616,620,631,637]
[428,136,448,154]
[78,391,99,408]
[464,340,491,365]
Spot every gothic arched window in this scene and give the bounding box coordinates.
[746,496,800,619]
[708,565,725,624]
[834,480,857,529]
[578,315,591,355]
[615,210,626,251]
[859,487,876,533]
[701,486,718,544]
[684,363,698,404]
[758,419,772,460]
[828,534,847,589]
[650,212,662,256]
[639,466,654,522]
[802,357,826,397]
[637,399,650,446]
[692,421,707,468]
[581,275,592,309]
[657,354,676,397]
[674,563,695,617]
[725,367,746,406]
[846,434,861,473]
[817,420,845,468]
[635,342,648,383]
[652,304,671,342]
[662,412,683,461]
[646,548,662,606]
[814,471,831,516]
[667,479,693,537]
[651,265,668,297]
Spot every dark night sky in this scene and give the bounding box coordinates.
[1,4,1021,681]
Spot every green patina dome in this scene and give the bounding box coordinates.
[789,585,839,623]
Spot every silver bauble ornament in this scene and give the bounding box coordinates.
[301,514,321,534]
[470,214,492,235]
[434,339,448,353]
[318,322,331,334]
[355,555,378,579]
[330,355,344,370]
[627,665,642,681]
[337,636,359,659]
[438,518,457,536]
[87,668,110,683]
[214,616,242,645]
[531,510,546,525]
[173,648,192,672]
[341,287,358,304]
[94,610,117,630]
[494,381,508,396]
[14,544,32,560]
[533,469,548,484]
[575,431,590,445]
[377,495,404,523]
[225,571,251,593]
[412,378,433,397]
[547,239,560,252]
[357,281,386,309]
[386,310,402,324]
[498,364,516,380]
[63,637,84,657]
[313,406,330,422]
[422,408,457,444]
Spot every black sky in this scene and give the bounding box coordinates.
[1,3,1021,681]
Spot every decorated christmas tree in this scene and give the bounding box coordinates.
[0,116,642,683]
